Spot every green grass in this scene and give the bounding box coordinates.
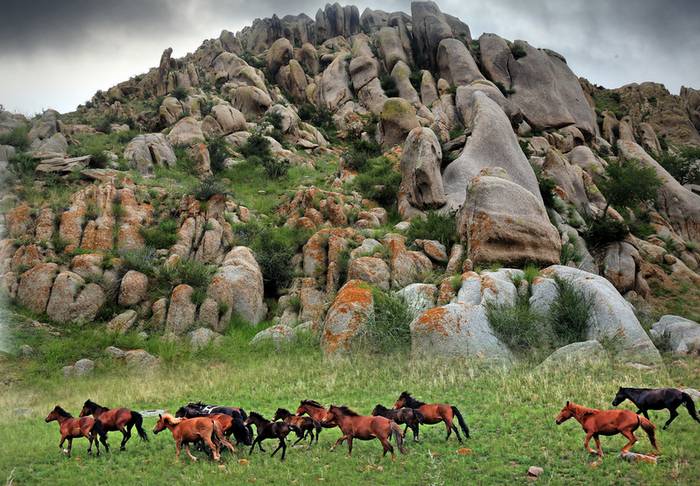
[1,313,699,485]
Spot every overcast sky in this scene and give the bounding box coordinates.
[1,0,698,115]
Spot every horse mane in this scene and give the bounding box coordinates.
[569,402,599,416]
[276,408,291,416]
[373,404,388,412]
[332,405,360,416]
[54,406,72,418]
[84,399,106,410]
[248,411,268,421]
[301,399,324,409]
[161,413,183,425]
[400,392,425,407]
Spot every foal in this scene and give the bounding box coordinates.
[153,413,234,462]
[556,401,659,457]
[244,412,291,460]
[394,392,470,442]
[45,406,103,457]
[612,387,700,430]
[324,405,406,459]
[372,404,424,442]
[274,408,321,445]
[80,399,148,451]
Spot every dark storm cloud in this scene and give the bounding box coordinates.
[1,0,699,114]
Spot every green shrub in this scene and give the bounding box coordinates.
[486,296,547,355]
[342,139,382,172]
[560,242,582,264]
[655,146,700,185]
[171,86,188,101]
[0,126,29,149]
[532,165,556,208]
[510,43,527,59]
[95,117,113,134]
[409,70,423,92]
[380,75,399,97]
[207,137,229,174]
[351,156,401,206]
[140,220,178,249]
[240,132,272,159]
[119,247,157,276]
[406,211,458,248]
[598,158,661,215]
[194,176,228,201]
[549,276,592,346]
[363,287,412,351]
[298,103,336,139]
[8,152,37,177]
[591,90,625,118]
[583,216,628,247]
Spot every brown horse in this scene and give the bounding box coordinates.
[45,406,104,457]
[555,401,659,457]
[80,399,148,451]
[274,408,321,445]
[153,413,234,462]
[324,405,406,459]
[372,404,424,442]
[296,400,338,441]
[394,391,469,442]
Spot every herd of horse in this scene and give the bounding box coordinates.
[45,387,699,463]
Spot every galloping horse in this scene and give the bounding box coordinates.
[324,405,406,459]
[244,412,291,460]
[372,404,424,442]
[45,406,104,457]
[176,403,251,445]
[80,399,148,451]
[296,400,338,441]
[394,392,470,442]
[612,387,700,430]
[153,413,234,462]
[556,401,659,457]
[274,408,321,445]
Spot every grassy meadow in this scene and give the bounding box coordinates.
[1,317,699,485]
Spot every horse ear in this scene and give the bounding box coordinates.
[158,413,162,419]
[566,401,569,406]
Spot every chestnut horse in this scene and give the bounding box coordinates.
[296,400,338,441]
[324,405,406,459]
[274,408,321,445]
[612,387,700,430]
[153,413,234,462]
[394,392,469,442]
[80,399,148,451]
[45,406,104,457]
[175,404,251,445]
[555,401,659,457]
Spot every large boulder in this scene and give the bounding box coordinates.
[321,280,374,355]
[347,257,391,290]
[436,38,483,87]
[443,91,541,209]
[231,86,272,118]
[384,234,433,289]
[457,174,561,267]
[45,271,105,324]
[380,98,420,147]
[411,1,461,69]
[396,283,438,317]
[410,303,513,362]
[539,340,608,367]
[123,133,176,175]
[267,38,293,76]
[16,263,58,314]
[650,315,700,355]
[165,284,196,335]
[349,55,379,91]
[204,246,266,329]
[118,270,149,306]
[318,54,353,111]
[479,34,597,137]
[166,117,205,146]
[530,265,662,365]
[376,27,409,72]
[400,127,445,210]
[211,104,247,134]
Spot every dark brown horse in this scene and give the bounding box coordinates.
[372,404,424,442]
[153,413,234,462]
[244,412,292,460]
[394,392,469,442]
[556,401,659,457]
[274,408,321,445]
[175,404,251,445]
[79,399,148,451]
[45,406,104,457]
[295,400,338,441]
[324,405,406,459]
[612,387,700,430]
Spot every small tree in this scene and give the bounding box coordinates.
[597,158,661,217]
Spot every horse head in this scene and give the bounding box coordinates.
[611,387,627,407]
[45,405,68,423]
[394,392,410,409]
[555,401,575,425]
[79,399,96,417]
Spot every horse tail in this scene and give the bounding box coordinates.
[681,392,700,424]
[391,422,406,454]
[639,415,659,451]
[130,411,148,441]
[451,406,470,439]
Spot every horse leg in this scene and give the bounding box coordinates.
[249,438,257,455]
[99,431,110,453]
[444,419,452,441]
[292,432,305,446]
[203,436,220,461]
[86,433,93,455]
[330,435,347,452]
[280,437,287,461]
[59,434,66,453]
[347,436,353,456]
[258,438,266,452]
[593,434,602,457]
[583,432,596,455]
[403,424,409,438]
[412,423,420,442]
[620,429,638,454]
[175,440,182,462]
[379,436,394,460]
[663,407,679,430]
[185,443,198,462]
[118,425,130,451]
[452,423,463,443]
[66,438,73,458]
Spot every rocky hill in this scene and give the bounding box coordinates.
[1,1,699,366]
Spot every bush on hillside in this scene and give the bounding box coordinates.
[655,146,700,185]
[140,220,179,249]
[363,287,412,351]
[351,156,401,206]
[406,211,458,249]
[549,276,592,347]
[0,126,29,150]
[342,138,382,172]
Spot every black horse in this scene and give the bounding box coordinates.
[175,402,252,445]
[612,387,700,430]
[273,408,321,445]
[244,412,291,461]
[371,404,424,442]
